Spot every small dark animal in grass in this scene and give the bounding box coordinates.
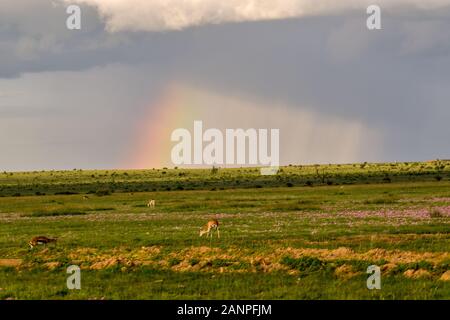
[28,236,57,249]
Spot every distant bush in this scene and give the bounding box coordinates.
[54,191,78,195]
[86,207,115,212]
[429,208,443,218]
[95,189,111,196]
[363,197,397,205]
[28,209,87,217]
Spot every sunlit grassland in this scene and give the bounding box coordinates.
[0,160,449,196]
[0,162,449,299]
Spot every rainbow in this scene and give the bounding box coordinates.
[123,83,377,169]
[125,84,202,169]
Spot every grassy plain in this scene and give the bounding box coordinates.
[0,161,449,299]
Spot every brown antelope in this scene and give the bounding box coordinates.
[199,219,220,238]
[28,236,57,249]
[147,199,156,208]
[83,195,89,200]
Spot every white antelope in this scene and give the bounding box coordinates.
[147,199,155,208]
[199,219,220,238]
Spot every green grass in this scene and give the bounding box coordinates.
[0,162,449,300]
[0,269,448,300]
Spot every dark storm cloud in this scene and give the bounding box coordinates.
[1,0,450,169]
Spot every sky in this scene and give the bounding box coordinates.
[1,0,450,171]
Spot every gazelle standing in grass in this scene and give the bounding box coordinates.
[28,236,57,249]
[147,199,156,208]
[199,219,220,238]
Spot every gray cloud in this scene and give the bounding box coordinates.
[0,1,449,170]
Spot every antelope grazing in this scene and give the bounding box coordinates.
[199,219,220,238]
[147,199,156,208]
[83,195,89,200]
[28,236,57,249]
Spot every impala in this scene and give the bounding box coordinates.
[199,219,220,238]
[28,236,57,249]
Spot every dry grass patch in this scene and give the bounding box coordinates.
[403,269,432,279]
[43,262,61,270]
[439,270,450,281]
[17,245,449,275]
[381,263,398,273]
[0,259,22,267]
[334,264,360,279]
